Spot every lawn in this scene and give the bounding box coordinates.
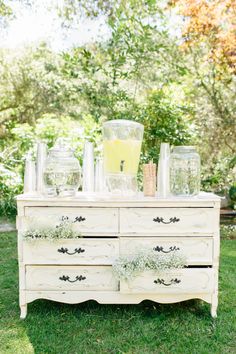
[0,232,235,354]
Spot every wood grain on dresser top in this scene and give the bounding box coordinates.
[16,192,221,210]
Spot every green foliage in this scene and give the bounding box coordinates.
[0,0,12,17]
[229,184,236,209]
[61,0,185,123]
[220,225,236,240]
[0,44,77,135]
[229,185,236,202]
[201,156,236,195]
[139,90,193,163]
[0,165,23,218]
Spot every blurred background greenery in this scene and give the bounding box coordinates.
[0,0,235,218]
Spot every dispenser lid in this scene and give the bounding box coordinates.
[103,119,143,129]
[103,119,144,140]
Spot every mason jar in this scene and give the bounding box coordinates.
[43,138,81,197]
[170,146,200,197]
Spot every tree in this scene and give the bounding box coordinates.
[61,0,187,122]
[0,43,78,137]
[171,0,236,192]
[0,0,12,16]
[171,0,236,74]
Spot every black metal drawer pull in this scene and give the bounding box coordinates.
[153,217,180,224]
[57,247,85,255]
[62,216,86,223]
[153,246,180,253]
[59,275,86,283]
[154,278,181,286]
[74,216,86,222]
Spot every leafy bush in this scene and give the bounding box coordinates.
[229,184,236,209]
[0,165,23,218]
[220,225,236,239]
[201,156,236,197]
[138,90,194,164]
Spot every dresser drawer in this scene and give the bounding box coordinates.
[26,266,118,291]
[23,239,119,265]
[120,237,213,265]
[120,268,214,294]
[120,208,216,235]
[23,207,119,235]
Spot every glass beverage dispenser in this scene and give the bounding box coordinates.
[103,120,144,195]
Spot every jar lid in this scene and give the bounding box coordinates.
[173,146,196,152]
[49,138,73,156]
[103,119,143,129]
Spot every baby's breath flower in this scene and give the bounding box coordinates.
[113,249,186,280]
[23,219,82,241]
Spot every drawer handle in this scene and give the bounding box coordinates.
[59,275,86,283]
[154,278,181,286]
[61,216,86,223]
[57,247,85,255]
[153,217,180,224]
[74,216,86,223]
[153,246,180,253]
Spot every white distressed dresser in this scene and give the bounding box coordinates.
[16,192,221,319]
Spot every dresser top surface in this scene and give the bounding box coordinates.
[16,192,221,208]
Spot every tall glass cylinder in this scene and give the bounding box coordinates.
[82,141,94,193]
[103,120,144,195]
[157,143,170,198]
[24,154,36,194]
[36,142,47,194]
[170,146,200,197]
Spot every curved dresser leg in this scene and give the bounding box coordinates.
[211,289,218,318]
[20,304,27,320]
[211,305,217,318]
[211,294,218,318]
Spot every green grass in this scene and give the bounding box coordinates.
[0,232,235,354]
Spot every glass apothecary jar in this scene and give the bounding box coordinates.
[170,146,200,197]
[43,139,81,197]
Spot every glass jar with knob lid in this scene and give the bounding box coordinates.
[170,146,200,197]
[43,138,81,197]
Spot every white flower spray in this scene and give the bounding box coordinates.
[113,249,187,280]
[23,219,81,241]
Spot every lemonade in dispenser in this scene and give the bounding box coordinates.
[103,120,144,195]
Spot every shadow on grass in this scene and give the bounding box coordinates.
[21,298,213,353]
